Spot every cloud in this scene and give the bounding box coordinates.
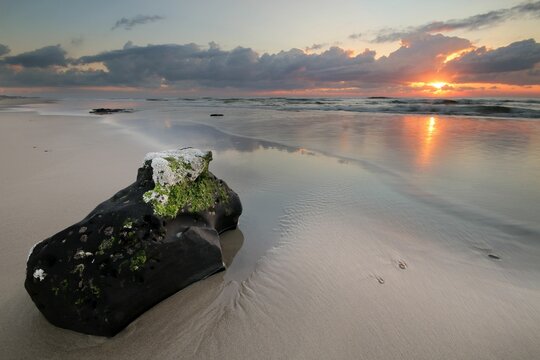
[3,45,68,68]
[0,44,10,57]
[373,0,540,42]
[304,43,326,52]
[123,41,136,50]
[0,35,538,91]
[367,33,471,82]
[348,33,362,40]
[70,36,84,47]
[443,39,540,85]
[112,15,164,30]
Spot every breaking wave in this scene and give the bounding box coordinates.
[148,97,540,119]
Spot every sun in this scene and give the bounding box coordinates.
[430,82,447,90]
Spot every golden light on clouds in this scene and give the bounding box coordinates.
[443,48,474,63]
[409,81,452,95]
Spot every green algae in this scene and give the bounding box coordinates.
[122,218,133,229]
[129,250,147,271]
[143,153,229,218]
[164,156,194,172]
[96,236,116,255]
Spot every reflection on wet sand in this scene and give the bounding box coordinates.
[408,115,440,169]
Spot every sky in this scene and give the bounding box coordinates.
[0,0,539,97]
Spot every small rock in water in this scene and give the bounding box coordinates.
[89,108,133,115]
[210,113,224,117]
[25,147,242,337]
[488,254,501,260]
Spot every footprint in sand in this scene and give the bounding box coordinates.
[375,275,385,284]
[398,260,407,270]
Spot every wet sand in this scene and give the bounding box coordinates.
[1,104,540,359]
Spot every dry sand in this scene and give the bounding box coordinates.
[1,107,540,360]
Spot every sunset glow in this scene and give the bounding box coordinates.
[430,82,447,90]
[0,1,537,97]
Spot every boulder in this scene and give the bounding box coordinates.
[25,148,242,337]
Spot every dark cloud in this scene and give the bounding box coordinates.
[78,44,379,89]
[373,1,540,42]
[304,43,326,52]
[348,33,362,40]
[3,45,68,68]
[444,39,540,74]
[112,15,164,30]
[123,41,136,50]
[0,35,538,91]
[443,39,540,85]
[0,44,10,57]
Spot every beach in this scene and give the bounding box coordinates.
[1,98,540,359]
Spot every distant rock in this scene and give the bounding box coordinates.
[25,148,242,337]
[210,113,224,117]
[89,108,133,115]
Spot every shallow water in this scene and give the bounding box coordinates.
[20,99,540,281]
[3,99,540,359]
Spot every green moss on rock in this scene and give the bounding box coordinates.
[130,250,147,271]
[96,237,116,255]
[143,149,229,218]
[122,218,133,229]
[145,172,229,218]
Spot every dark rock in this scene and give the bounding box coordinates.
[25,148,242,337]
[89,108,133,115]
[210,113,224,117]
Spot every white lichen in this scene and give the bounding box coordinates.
[33,268,47,281]
[143,148,213,213]
[142,191,169,204]
[73,249,93,260]
[144,148,211,187]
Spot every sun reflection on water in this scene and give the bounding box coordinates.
[418,116,438,168]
